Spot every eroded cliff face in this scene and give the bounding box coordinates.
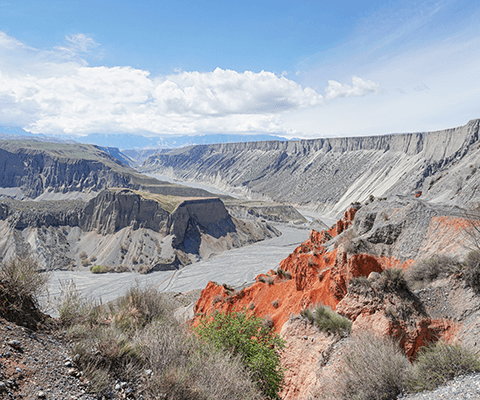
[0,190,279,271]
[192,208,411,330]
[0,147,137,198]
[191,203,472,399]
[142,119,480,217]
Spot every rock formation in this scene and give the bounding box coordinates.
[142,119,480,218]
[191,203,473,399]
[0,189,279,271]
[0,140,224,200]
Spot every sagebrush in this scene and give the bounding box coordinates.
[301,304,351,336]
[56,284,262,399]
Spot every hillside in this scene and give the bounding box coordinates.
[141,119,480,218]
[0,140,221,200]
[0,189,279,271]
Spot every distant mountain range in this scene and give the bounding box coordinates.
[0,126,290,150]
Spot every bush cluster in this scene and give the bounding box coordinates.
[408,341,480,392]
[0,256,50,311]
[56,284,263,400]
[406,255,460,289]
[462,250,480,293]
[301,304,351,336]
[314,333,480,400]
[195,309,285,400]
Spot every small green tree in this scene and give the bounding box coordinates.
[195,309,285,400]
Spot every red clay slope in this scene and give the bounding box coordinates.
[192,208,412,332]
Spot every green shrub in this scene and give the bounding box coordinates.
[90,265,108,274]
[195,310,285,400]
[301,305,351,336]
[406,255,460,289]
[462,250,480,293]
[407,341,480,392]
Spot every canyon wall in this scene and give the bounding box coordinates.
[0,190,279,271]
[142,119,480,218]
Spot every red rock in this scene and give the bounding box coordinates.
[191,207,410,334]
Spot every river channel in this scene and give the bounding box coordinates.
[47,174,331,310]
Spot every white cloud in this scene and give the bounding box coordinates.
[324,76,382,101]
[0,32,325,136]
[154,68,323,116]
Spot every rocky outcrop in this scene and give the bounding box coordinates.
[0,189,279,271]
[332,196,473,261]
[0,190,170,234]
[226,204,308,224]
[0,146,137,198]
[0,141,224,200]
[192,208,409,331]
[335,272,459,360]
[81,189,171,234]
[279,316,339,400]
[191,206,469,400]
[142,119,480,217]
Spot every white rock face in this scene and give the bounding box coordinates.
[142,119,480,218]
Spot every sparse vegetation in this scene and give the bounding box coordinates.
[0,256,50,312]
[462,250,480,293]
[90,265,109,274]
[378,268,409,292]
[407,341,480,392]
[276,268,292,280]
[406,255,460,289]
[330,333,410,400]
[300,304,351,336]
[56,285,262,399]
[315,331,480,400]
[195,309,285,400]
[90,264,130,274]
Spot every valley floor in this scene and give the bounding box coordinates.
[45,225,309,315]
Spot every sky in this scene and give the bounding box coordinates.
[0,0,480,139]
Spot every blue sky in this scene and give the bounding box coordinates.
[0,0,479,139]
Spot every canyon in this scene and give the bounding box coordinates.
[1,119,480,399]
[141,118,480,219]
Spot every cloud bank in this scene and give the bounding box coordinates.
[325,76,381,100]
[0,32,379,136]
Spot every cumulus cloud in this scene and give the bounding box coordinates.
[0,32,328,135]
[154,68,323,116]
[325,76,381,100]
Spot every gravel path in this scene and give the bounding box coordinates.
[398,374,480,399]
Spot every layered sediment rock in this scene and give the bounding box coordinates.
[191,205,465,400]
[142,119,480,216]
[192,208,411,330]
[0,189,279,271]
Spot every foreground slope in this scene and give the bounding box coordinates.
[192,198,480,399]
[142,119,480,218]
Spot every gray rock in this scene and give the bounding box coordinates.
[141,119,480,216]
